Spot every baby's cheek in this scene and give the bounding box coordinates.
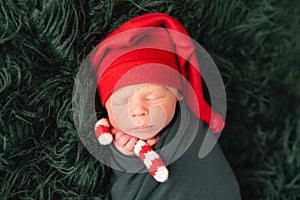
[165,102,177,123]
[148,104,168,126]
[106,110,119,130]
[114,105,132,126]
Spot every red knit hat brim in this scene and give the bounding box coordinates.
[98,48,181,106]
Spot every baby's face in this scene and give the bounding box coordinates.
[105,83,181,140]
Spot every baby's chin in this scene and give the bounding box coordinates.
[126,132,159,141]
[123,125,163,140]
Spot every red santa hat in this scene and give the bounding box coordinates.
[90,12,225,133]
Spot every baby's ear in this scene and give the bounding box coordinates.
[175,91,184,101]
[168,87,184,101]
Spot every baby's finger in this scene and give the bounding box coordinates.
[146,135,160,146]
[110,128,119,135]
[113,130,123,141]
[124,137,138,152]
[117,133,132,146]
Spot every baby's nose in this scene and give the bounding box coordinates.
[128,99,149,117]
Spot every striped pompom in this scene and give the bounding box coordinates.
[134,140,169,182]
[95,118,113,145]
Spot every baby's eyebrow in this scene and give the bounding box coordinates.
[113,90,134,100]
[113,94,130,101]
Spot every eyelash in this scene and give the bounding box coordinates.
[145,96,164,101]
[113,95,165,105]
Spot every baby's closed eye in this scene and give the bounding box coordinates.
[145,95,165,101]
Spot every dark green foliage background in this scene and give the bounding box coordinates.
[0,0,299,199]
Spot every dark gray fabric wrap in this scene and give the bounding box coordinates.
[108,102,241,200]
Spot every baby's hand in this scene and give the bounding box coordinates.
[111,128,160,156]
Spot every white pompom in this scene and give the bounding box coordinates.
[98,133,113,145]
[95,118,110,130]
[154,166,169,182]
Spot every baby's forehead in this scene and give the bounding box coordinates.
[111,83,174,97]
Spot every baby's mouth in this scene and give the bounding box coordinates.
[125,125,162,140]
[130,125,155,133]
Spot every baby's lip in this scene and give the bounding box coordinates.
[130,125,155,132]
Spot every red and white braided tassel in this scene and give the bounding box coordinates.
[95,118,113,145]
[95,118,169,182]
[133,140,169,182]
